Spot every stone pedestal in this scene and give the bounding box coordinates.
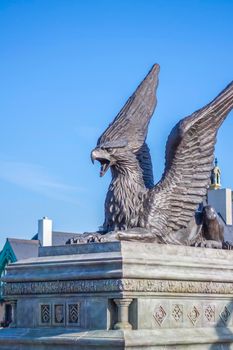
[1,242,233,349]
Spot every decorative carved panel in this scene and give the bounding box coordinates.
[67,303,80,326]
[153,305,167,327]
[220,306,231,324]
[204,305,215,323]
[5,279,233,296]
[187,306,200,326]
[172,304,183,322]
[40,304,51,325]
[54,304,65,325]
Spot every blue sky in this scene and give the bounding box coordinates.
[0,0,232,247]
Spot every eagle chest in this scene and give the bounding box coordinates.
[105,175,144,230]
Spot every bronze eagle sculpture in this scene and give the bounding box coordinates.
[79,64,233,246]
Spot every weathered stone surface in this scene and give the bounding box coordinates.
[1,242,233,349]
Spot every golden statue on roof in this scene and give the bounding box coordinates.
[210,158,221,190]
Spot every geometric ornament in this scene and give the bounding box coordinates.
[220,306,231,325]
[187,306,200,325]
[68,303,80,324]
[204,305,215,322]
[172,304,183,322]
[153,305,167,327]
[41,304,51,324]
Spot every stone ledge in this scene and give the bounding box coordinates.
[39,241,233,261]
[0,327,233,349]
[5,242,233,284]
[0,328,124,350]
[39,241,121,257]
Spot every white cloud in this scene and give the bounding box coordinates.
[0,160,85,203]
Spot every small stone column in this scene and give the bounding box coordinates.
[113,298,133,330]
[9,300,17,328]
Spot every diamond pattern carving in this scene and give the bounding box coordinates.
[153,305,167,326]
[204,305,215,322]
[172,304,183,322]
[187,306,200,325]
[220,306,231,324]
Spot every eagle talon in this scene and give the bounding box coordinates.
[196,239,222,249]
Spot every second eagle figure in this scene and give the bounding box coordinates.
[89,64,233,246]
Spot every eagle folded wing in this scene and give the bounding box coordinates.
[142,81,233,241]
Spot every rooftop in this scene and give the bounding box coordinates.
[6,238,40,261]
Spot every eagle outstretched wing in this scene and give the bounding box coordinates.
[141,81,233,243]
[97,64,160,188]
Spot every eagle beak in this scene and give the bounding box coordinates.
[91,149,112,177]
[91,151,96,164]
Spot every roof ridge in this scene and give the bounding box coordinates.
[52,231,81,235]
[7,238,39,244]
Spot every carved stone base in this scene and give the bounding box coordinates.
[1,242,233,349]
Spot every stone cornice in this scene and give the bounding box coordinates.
[4,278,233,296]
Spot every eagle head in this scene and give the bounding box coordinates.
[91,140,128,177]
